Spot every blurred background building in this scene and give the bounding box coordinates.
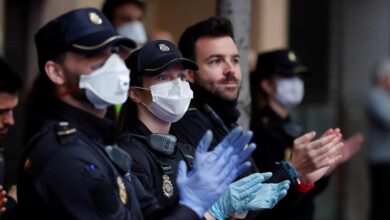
[0,0,384,219]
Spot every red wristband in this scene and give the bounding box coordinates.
[294,178,315,193]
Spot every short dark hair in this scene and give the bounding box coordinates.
[102,0,146,23]
[178,16,234,61]
[0,58,22,94]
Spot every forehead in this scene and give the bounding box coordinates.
[0,92,18,108]
[115,3,144,18]
[194,36,238,58]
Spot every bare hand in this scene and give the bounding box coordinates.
[289,131,342,183]
[339,133,364,164]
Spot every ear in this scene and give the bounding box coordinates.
[186,70,195,83]
[45,61,66,85]
[129,87,143,104]
[260,79,275,96]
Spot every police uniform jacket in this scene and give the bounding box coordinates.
[250,105,330,220]
[17,100,199,220]
[118,119,195,212]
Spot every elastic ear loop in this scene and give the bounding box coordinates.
[131,86,151,109]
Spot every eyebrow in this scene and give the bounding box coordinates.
[207,54,240,59]
[0,108,12,114]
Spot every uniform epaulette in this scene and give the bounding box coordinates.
[55,121,77,137]
[54,121,78,146]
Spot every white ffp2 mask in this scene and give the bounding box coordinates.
[138,78,193,123]
[79,53,130,110]
[274,77,304,109]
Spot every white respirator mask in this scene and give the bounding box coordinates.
[79,53,130,110]
[117,21,148,46]
[274,76,304,109]
[138,78,193,123]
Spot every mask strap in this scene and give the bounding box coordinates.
[131,86,150,91]
[131,86,151,108]
[140,102,150,109]
[57,85,79,99]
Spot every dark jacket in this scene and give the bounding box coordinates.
[118,119,195,211]
[171,85,301,219]
[17,100,199,220]
[250,105,330,220]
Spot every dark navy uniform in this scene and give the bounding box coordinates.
[17,100,143,219]
[250,106,329,220]
[118,119,194,210]
[17,100,199,220]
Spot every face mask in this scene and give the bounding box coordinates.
[137,78,193,123]
[117,21,147,46]
[79,53,130,110]
[274,77,304,109]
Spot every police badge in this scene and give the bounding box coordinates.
[162,174,174,198]
[89,12,103,25]
[159,43,170,52]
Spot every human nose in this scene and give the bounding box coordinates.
[223,60,236,77]
[3,111,14,127]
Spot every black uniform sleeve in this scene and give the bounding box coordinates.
[36,146,136,220]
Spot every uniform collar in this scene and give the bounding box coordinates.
[123,118,153,137]
[54,100,116,144]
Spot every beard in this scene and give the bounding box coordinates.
[61,67,90,104]
[202,74,241,102]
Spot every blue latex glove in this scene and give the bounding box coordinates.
[247,180,290,210]
[194,127,256,175]
[177,142,239,217]
[208,172,273,220]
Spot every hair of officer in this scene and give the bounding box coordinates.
[117,49,142,132]
[249,64,272,119]
[102,0,146,23]
[0,58,22,94]
[178,16,234,61]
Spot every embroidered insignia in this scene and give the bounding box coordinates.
[117,176,128,204]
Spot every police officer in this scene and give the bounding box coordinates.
[118,40,202,210]
[102,0,147,46]
[117,39,290,219]
[249,49,356,220]
[17,8,253,220]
